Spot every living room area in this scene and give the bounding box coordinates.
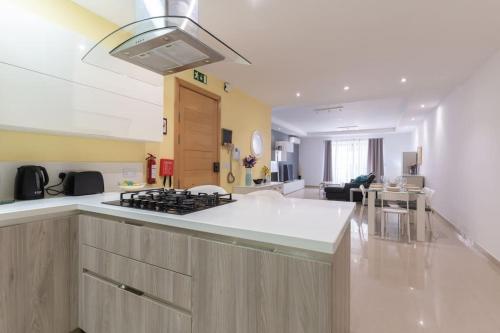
[270,8,500,326]
[298,133,419,202]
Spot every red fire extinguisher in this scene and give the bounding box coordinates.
[146,153,157,184]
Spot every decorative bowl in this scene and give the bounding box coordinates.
[253,179,264,185]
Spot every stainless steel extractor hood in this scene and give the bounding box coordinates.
[82,0,250,85]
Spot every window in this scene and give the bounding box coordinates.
[331,139,368,184]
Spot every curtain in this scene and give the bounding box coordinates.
[367,138,384,182]
[323,140,332,182]
[331,139,369,184]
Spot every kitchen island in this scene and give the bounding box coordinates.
[0,193,354,333]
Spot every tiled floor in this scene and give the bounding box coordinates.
[287,188,500,332]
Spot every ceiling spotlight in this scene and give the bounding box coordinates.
[344,86,350,91]
[296,92,301,97]
[420,104,425,108]
[411,117,416,121]
[401,77,407,83]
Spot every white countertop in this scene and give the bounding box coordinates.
[0,193,355,254]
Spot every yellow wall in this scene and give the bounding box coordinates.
[0,130,145,162]
[146,70,272,192]
[1,0,272,191]
[9,0,118,41]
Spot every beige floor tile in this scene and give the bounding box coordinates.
[286,188,500,332]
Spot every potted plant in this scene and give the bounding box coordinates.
[242,154,257,186]
[262,165,271,183]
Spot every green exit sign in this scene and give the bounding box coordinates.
[193,70,208,84]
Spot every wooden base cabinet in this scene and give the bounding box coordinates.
[191,231,350,333]
[0,213,349,333]
[80,273,191,333]
[0,217,76,333]
[78,215,192,333]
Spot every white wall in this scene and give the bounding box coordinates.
[413,49,500,261]
[299,133,413,186]
[383,133,413,181]
[299,138,325,186]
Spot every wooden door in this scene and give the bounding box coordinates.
[175,79,220,189]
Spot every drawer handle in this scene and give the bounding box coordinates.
[119,284,144,296]
[230,240,276,253]
[123,221,144,227]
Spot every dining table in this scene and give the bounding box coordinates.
[367,187,427,241]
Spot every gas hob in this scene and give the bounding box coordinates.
[103,188,235,215]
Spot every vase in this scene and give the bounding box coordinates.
[245,168,252,186]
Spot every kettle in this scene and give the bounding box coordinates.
[14,165,49,200]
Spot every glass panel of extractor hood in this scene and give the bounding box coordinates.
[82,16,250,86]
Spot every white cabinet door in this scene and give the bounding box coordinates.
[0,4,163,142]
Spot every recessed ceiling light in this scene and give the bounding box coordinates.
[296,92,301,97]
[78,44,86,51]
[344,86,350,91]
[420,104,425,108]
[411,117,416,121]
[401,77,407,83]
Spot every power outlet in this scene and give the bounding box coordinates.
[122,168,137,179]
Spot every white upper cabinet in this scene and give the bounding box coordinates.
[0,3,163,142]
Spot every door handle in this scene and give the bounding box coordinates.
[213,162,220,173]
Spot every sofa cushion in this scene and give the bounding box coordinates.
[354,175,369,183]
[324,186,345,193]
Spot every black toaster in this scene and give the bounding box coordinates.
[63,171,104,196]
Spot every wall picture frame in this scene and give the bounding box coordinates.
[163,117,167,135]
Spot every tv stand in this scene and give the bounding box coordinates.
[233,182,284,194]
[282,179,305,195]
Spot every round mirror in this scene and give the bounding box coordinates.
[251,130,264,157]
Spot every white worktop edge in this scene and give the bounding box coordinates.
[0,193,355,255]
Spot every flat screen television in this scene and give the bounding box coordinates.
[278,162,294,182]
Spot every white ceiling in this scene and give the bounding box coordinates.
[273,98,406,137]
[74,0,500,136]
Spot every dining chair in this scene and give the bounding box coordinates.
[423,187,435,235]
[188,185,227,194]
[381,191,411,242]
[358,185,367,221]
